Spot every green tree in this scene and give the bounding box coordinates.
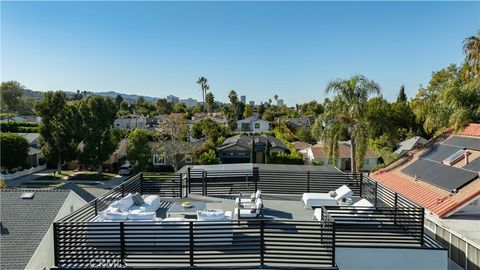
[397,85,407,102]
[191,118,227,141]
[228,90,239,119]
[115,94,124,109]
[127,128,152,172]
[295,127,315,144]
[0,133,29,169]
[36,91,82,173]
[173,103,187,113]
[79,96,118,174]
[320,75,380,172]
[197,77,209,112]
[243,104,253,118]
[196,149,220,165]
[156,98,173,114]
[205,92,215,113]
[0,81,25,114]
[463,30,480,77]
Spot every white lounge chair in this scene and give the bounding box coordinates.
[235,190,261,207]
[234,198,263,218]
[302,185,353,208]
[314,198,375,222]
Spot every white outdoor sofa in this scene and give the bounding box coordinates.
[88,194,234,247]
[301,185,353,208]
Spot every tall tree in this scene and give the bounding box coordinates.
[463,30,480,76]
[36,91,82,173]
[79,96,118,174]
[205,92,215,113]
[320,75,381,172]
[197,77,209,112]
[155,116,193,171]
[228,90,239,119]
[115,94,124,109]
[243,104,254,118]
[397,85,407,102]
[127,128,152,172]
[0,81,25,114]
[274,94,279,101]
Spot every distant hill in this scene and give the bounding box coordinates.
[24,89,160,103]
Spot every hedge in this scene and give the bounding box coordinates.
[1,121,39,133]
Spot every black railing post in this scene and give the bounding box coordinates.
[94,200,98,216]
[121,183,125,197]
[140,172,144,195]
[307,171,310,192]
[253,167,259,192]
[179,173,183,198]
[53,223,60,267]
[331,221,336,267]
[120,222,125,265]
[204,171,208,196]
[260,220,265,267]
[374,182,378,207]
[187,167,191,196]
[359,173,363,197]
[420,209,425,246]
[202,171,206,196]
[189,221,194,267]
[394,193,398,224]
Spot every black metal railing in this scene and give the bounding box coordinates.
[53,169,443,269]
[54,219,336,269]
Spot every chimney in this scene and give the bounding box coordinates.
[464,151,470,166]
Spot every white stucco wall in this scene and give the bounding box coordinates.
[336,247,448,270]
[24,192,87,270]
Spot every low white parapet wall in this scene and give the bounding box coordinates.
[336,247,448,270]
[1,164,47,180]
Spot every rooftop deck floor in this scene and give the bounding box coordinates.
[157,193,315,221]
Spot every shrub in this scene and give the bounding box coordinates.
[0,133,29,169]
[196,150,220,165]
[268,152,304,165]
[0,121,39,133]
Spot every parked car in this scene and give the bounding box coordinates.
[118,164,132,175]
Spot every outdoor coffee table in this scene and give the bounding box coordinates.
[166,201,207,218]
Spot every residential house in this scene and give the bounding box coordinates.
[371,123,480,269]
[0,189,89,270]
[283,116,315,129]
[179,98,197,108]
[307,141,379,171]
[113,114,147,130]
[292,141,312,162]
[148,141,195,171]
[18,133,43,167]
[217,134,289,164]
[103,138,128,170]
[236,115,271,134]
[394,136,428,155]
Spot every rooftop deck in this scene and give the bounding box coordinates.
[54,169,446,269]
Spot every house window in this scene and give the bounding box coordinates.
[152,154,166,165]
[254,123,260,129]
[185,155,193,164]
[365,159,369,165]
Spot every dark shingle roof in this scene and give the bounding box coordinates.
[0,189,71,270]
[219,134,289,151]
[54,182,96,202]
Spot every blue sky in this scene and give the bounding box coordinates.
[1,1,479,105]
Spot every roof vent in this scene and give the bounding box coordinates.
[21,192,35,199]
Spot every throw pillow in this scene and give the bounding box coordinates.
[132,194,145,206]
[328,191,337,198]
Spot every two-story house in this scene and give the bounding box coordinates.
[236,115,271,134]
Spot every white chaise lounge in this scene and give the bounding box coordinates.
[302,185,353,208]
[313,198,375,221]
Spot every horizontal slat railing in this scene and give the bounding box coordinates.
[54,220,336,269]
[324,206,424,247]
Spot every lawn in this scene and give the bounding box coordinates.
[36,170,118,181]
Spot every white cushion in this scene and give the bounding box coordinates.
[234,208,259,218]
[255,190,262,199]
[112,193,134,211]
[353,199,375,215]
[127,211,156,221]
[197,210,225,221]
[102,211,128,221]
[255,198,263,209]
[334,185,353,201]
[302,193,338,207]
[313,208,323,221]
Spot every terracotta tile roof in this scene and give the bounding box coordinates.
[292,141,312,151]
[371,170,480,218]
[310,146,326,159]
[458,123,480,137]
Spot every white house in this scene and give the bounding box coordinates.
[307,141,379,172]
[236,115,271,134]
[113,114,147,130]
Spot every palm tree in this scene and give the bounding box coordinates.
[274,94,278,101]
[205,92,215,114]
[320,75,380,173]
[228,90,239,119]
[197,77,209,112]
[463,30,480,75]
